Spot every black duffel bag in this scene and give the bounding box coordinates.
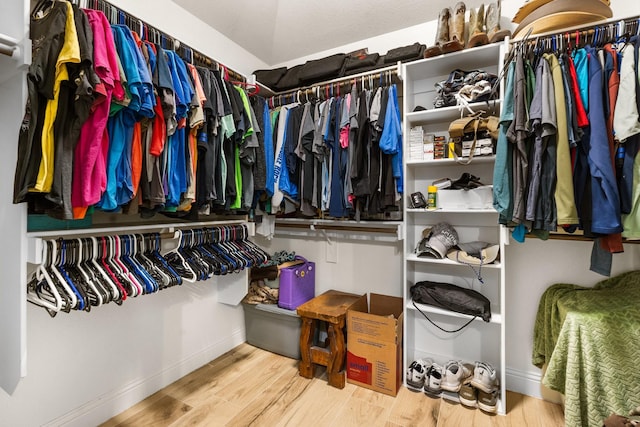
[410,281,491,332]
[274,64,304,91]
[343,53,380,72]
[298,53,347,84]
[253,67,287,89]
[384,42,426,63]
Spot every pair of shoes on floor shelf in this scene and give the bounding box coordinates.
[406,359,476,396]
[406,359,499,413]
[424,0,511,58]
[405,358,445,396]
[459,361,499,414]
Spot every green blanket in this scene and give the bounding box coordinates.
[533,270,640,427]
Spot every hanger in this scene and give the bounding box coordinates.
[140,233,180,289]
[27,239,63,317]
[90,236,123,304]
[121,235,156,294]
[100,236,129,300]
[57,239,88,311]
[31,0,55,19]
[165,230,197,282]
[72,238,104,308]
[81,237,114,306]
[132,234,168,290]
[232,80,260,95]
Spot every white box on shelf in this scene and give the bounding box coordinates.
[423,142,434,160]
[437,185,493,210]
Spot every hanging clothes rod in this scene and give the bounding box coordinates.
[510,14,640,47]
[268,62,402,98]
[85,0,247,82]
[0,33,19,57]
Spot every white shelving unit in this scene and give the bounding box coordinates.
[401,41,509,414]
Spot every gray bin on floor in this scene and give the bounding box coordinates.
[243,302,301,359]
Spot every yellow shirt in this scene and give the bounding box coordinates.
[32,2,80,192]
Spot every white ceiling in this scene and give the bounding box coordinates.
[172,0,492,66]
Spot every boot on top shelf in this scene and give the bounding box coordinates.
[424,7,450,58]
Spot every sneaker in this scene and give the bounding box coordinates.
[423,363,443,397]
[441,360,473,392]
[458,382,478,408]
[477,389,498,413]
[406,358,432,391]
[470,361,498,393]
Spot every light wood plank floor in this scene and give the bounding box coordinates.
[100,343,564,427]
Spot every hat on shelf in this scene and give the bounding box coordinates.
[511,0,612,39]
[512,0,610,24]
[446,241,500,265]
[416,222,459,259]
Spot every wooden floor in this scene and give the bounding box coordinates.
[100,343,564,427]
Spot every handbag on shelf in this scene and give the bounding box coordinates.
[448,111,499,165]
[410,280,491,333]
[277,255,315,310]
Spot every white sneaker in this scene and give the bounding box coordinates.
[441,360,473,392]
[406,358,432,391]
[470,361,498,393]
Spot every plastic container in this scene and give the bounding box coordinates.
[243,303,302,359]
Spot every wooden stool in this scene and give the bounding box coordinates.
[296,290,367,388]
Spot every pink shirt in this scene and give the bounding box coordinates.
[71,9,120,208]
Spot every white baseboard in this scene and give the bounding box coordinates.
[43,329,246,427]
[506,367,543,399]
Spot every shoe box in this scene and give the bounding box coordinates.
[346,293,404,396]
[243,302,301,359]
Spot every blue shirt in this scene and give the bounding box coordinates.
[262,99,275,196]
[572,48,589,113]
[586,46,622,235]
[380,84,403,193]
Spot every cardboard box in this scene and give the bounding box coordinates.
[346,294,404,396]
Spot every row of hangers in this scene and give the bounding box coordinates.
[268,69,399,108]
[27,225,267,317]
[32,0,247,82]
[27,233,182,317]
[513,17,640,58]
[165,225,270,282]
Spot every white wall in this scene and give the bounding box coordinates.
[107,0,269,75]
[254,233,404,298]
[1,282,245,427]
